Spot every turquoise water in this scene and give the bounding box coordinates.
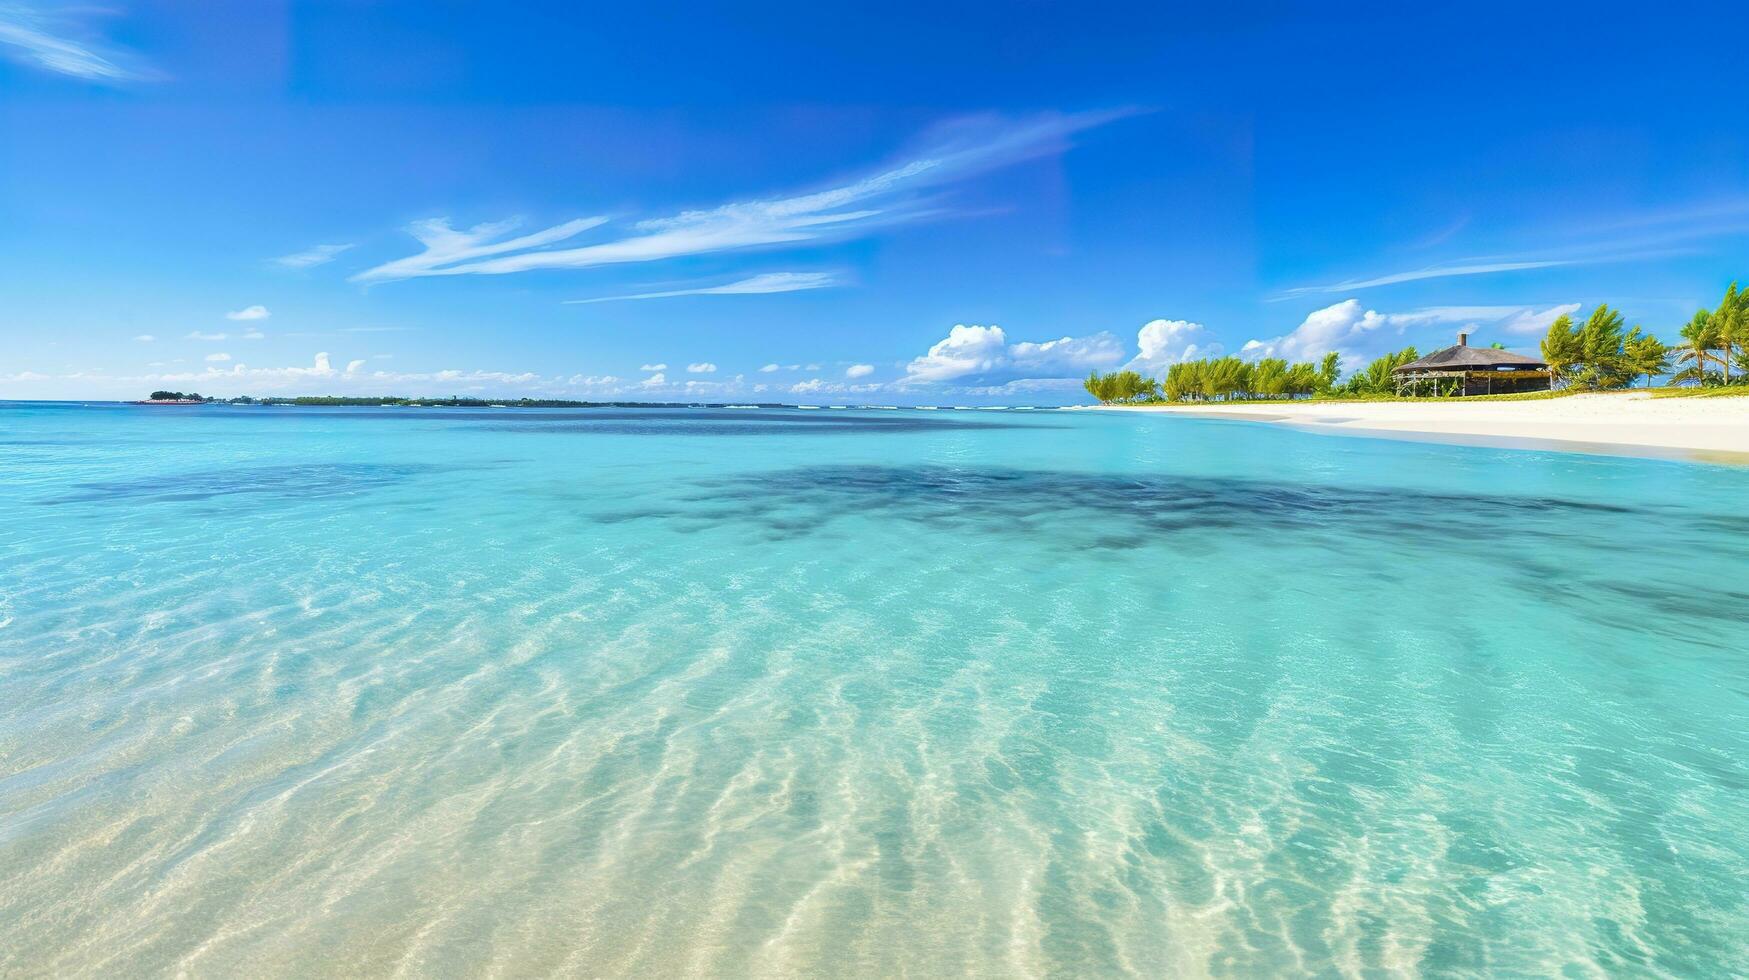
[2,402,1746,976]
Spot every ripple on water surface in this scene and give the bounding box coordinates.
[0,404,1746,976]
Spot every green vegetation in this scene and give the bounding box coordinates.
[1082,370,1159,404]
[1539,305,1667,390]
[1339,348,1421,396]
[1087,354,1337,404]
[1670,282,1748,387]
[1650,384,1749,399]
[1080,282,1749,406]
[147,390,208,402]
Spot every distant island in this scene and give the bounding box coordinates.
[139,390,213,404]
[137,392,792,409]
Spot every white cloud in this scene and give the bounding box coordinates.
[0,4,142,82]
[1501,303,1582,334]
[903,325,1007,383]
[1124,319,1221,375]
[641,372,666,387]
[134,334,155,342]
[352,112,1125,284]
[1276,260,1574,298]
[686,362,717,373]
[759,363,780,372]
[1275,197,1749,301]
[1011,334,1127,373]
[846,364,875,378]
[1241,300,1404,365]
[902,324,1124,384]
[7,355,682,399]
[565,271,841,304]
[960,377,1087,396]
[1242,299,1566,368]
[186,331,228,341]
[351,216,611,284]
[135,352,333,386]
[790,378,881,395]
[242,329,265,340]
[205,352,232,362]
[640,363,667,372]
[273,243,354,269]
[225,305,271,321]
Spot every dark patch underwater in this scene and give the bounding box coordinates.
[42,462,477,505]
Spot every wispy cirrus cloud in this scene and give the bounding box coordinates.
[0,2,146,82]
[351,217,610,284]
[274,243,356,269]
[1274,259,1575,299]
[352,111,1128,285]
[1277,197,1749,300]
[564,271,840,304]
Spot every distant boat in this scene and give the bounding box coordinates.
[796,405,820,410]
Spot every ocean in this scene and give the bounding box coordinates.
[2,401,1745,975]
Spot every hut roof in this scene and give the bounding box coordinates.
[1393,344,1547,373]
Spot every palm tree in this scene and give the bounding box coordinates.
[1250,358,1289,398]
[1571,304,1633,389]
[1201,357,1251,400]
[1164,361,1205,402]
[1714,283,1742,384]
[1317,352,1341,393]
[1623,329,1670,388]
[1671,309,1719,386]
[1541,314,1581,387]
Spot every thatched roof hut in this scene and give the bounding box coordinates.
[1392,333,1550,395]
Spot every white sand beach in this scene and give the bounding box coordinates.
[1099,392,1749,461]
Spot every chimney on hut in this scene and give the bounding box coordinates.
[1457,332,1469,347]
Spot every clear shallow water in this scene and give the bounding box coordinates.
[2,402,1746,977]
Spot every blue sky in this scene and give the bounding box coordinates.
[3,0,1747,403]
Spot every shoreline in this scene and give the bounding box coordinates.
[1096,392,1749,463]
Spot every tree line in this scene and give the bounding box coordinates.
[1538,306,1669,390]
[1083,281,1749,404]
[1667,282,1747,386]
[1086,353,1342,403]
